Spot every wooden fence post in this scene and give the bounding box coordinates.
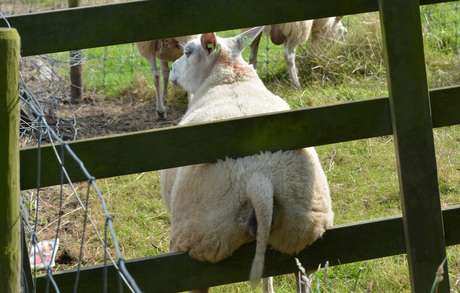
[69,0,83,103]
[378,0,449,291]
[0,27,21,293]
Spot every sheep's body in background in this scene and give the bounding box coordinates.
[247,17,347,89]
[161,27,333,293]
[136,35,198,120]
[311,16,348,42]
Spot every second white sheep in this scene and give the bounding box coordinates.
[246,17,347,89]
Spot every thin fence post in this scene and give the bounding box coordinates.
[0,27,21,293]
[69,0,83,103]
[378,0,449,291]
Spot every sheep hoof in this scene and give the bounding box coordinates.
[292,84,304,90]
[156,110,167,120]
[290,79,303,90]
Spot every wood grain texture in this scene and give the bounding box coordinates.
[0,28,22,293]
[0,0,454,56]
[19,96,391,189]
[379,0,449,290]
[34,206,460,292]
[19,87,459,190]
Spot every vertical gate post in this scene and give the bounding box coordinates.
[0,28,21,293]
[378,0,449,291]
[69,0,83,103]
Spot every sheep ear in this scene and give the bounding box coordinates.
[201,32,219,56]
[237,26,264,50]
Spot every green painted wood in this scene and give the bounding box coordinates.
[34,206,460,292]
[19,86,460,190]
[20,96,393,190]
[1,0,374,56]
[68,0,80,8]
[429,86,460,127]
[0,0,453,56]
[0,28,21,293]
[378,0,449,291]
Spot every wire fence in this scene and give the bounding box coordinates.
[19,68,143,293]
[1,1,459,292]
[0,6,143,291]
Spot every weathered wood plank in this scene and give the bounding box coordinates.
[34,206,460,292]
[20,96,392,190]
[19,86,460,190]
[0,0,454,56]
[378,0,449,291]
[2,0,375,56]
[0,28,22,293]
[429,86,460,127]
[21,223,34,293]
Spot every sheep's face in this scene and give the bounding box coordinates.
[170,38,212,94]
[170,27,265,95]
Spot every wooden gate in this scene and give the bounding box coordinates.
[1,0,460,291]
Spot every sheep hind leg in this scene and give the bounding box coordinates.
[147,56,167,120]
[157,59,170,120]
[283,41,302,89]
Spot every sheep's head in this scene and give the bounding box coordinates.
[169,27,264,94]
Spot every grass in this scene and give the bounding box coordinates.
[82,44,153,98]
[23,3,460,292]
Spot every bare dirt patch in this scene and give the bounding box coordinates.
[72,95,186,139]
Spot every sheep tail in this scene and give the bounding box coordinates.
[246,173,274,289]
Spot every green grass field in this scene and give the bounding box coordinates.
[21,3,460,292]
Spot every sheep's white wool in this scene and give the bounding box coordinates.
[161,27,333,289]
[245,17,347,89]
[167,149,332,257]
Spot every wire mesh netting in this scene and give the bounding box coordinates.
[19,69,143,293]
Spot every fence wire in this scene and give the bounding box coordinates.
[0,16,145,290]
[19,83,143,292]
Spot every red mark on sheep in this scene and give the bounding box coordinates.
[226,63,247,72]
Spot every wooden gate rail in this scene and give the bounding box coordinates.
[33,206,460,292]
[0,0,454,57]
[19,86,460,190]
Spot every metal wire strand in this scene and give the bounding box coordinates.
[16,51,143,293]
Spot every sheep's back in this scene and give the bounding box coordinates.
[277,21,313,47]
[180,81,290,125]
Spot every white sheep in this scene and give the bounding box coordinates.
[246,17,348,89]
[161,27,333,292]
[136,35,198,120]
